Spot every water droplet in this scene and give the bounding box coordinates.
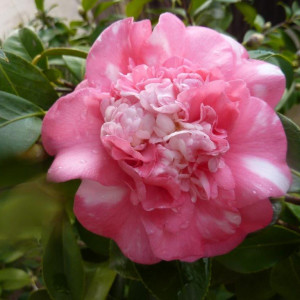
[252,190,257,194]
[80,159,87,164]
[171,208,178,213]
[58,166,63,169]
[92,149,99,154]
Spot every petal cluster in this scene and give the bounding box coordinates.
[42,13,291,264]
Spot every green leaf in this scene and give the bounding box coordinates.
[0,91,44,160]
[63,56,86,82]
[192,0,213,16]
[235,269,275,300]
[126,0,151,18]
[3,28,47,69]
[82,0,99,11]
[0,52,58,109]
[177,259,211,300]
[76,221,110,257]
[93,0,121,18]
[29,289,52,300]
[0,50,8,62]
[206,285,234,300]
[43,214,85,300]
[217,225,300,273]
[286,203,300,222]
[235,2,257,26]
[136,262,182,300]
[0,156,50,188]
[35,0,45,11]
[278,114,300,173]
[84,262,116,300]
[32,48,88,66]
[109,241,139,280]
[270,253,300,300]
[0,268,31,291]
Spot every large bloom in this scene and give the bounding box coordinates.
[42,13,291,264]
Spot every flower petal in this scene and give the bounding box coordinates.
[233,59,285,108]
[42,88,125,185]
[142,13,186,66]
[183,26,234,75]
[74,179,159,264]
[225,97,291,207]
[86,18,152,90]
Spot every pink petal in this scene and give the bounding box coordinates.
[86,18,152,90]
[142,13,186,66]
[225,97,291,207]
[42,88,125,185]
[221,34,249,59]
[74,179,159,264]
[233,59,285,108]
[239,198,273,232]
[183,26,234,75]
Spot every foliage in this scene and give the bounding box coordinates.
[0,0,300,299]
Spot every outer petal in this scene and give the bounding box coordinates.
[74,180,159,264]
[183,26,235,75]
[225,97,291,207]
[233,59,285,108]
[221,34,249,60]
[42,88,125,185]
[142,13,186,66]
[86,18,152,90]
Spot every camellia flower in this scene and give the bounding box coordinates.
[42,13,291,264]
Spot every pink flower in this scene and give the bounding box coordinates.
[42,13,291,264]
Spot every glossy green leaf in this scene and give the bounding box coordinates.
[270,253,300,300]
[35,0,45,11]
[192,0,213,16]
[63,56,86,82]
[235,2,257,26]
[93,0,121,17]
[0,268,31,291]
[84,262,116,300]
[0,91,44,160]
[286,203,300,222]
[77,221,110,257]
[43,214,85,300]
[278,114,300,172]
[3,28,47,69]
[109,241,139,280]
[235,269,275,300]
[29,289,52,300]
[0,50,8,62]
[217,226,300,273]
[178,259,211,300]
[82,0,99,11]
[0,52,57,109]
[126,0,151,18]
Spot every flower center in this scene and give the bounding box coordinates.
[100,64,230,203]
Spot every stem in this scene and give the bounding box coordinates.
[32,48,88,65]
[285,195,300,205]
[277,219,300,234]
[0,111,46,128]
